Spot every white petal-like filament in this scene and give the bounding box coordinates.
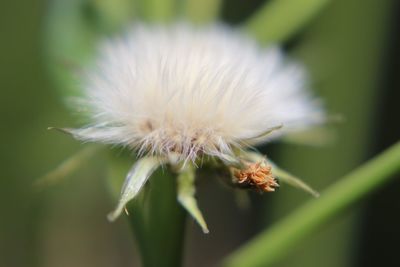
[71,23,324,163]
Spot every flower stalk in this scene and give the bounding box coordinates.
[127,168,186,267]
[107,155,186,267]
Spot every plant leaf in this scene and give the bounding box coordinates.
[177,165,209,233]
[107,156,165,221]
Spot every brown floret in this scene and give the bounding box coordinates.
[234,162,279,192]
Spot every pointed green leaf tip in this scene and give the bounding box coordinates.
[177,164,209,234]
[271,163,320,198]
[108,156,165,221]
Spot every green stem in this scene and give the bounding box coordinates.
[223,141,400,267]
[107,154,185,267]
[128,168,186,267]
[243,0,330,44]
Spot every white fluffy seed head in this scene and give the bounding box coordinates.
[73,23,324,162]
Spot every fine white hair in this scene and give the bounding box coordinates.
[71,23,324,162]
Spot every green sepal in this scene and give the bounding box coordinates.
[271,162,320,198]
[107,155,165,221]
[177,164,209,233]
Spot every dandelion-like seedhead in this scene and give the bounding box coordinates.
[70,23,323,163]
[63,23,324,229]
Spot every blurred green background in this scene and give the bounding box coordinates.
[1,0,399,266]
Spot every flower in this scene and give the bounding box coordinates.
[70,23,323,162]
[63,23,324,229]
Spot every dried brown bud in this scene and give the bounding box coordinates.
[234,162,279,192]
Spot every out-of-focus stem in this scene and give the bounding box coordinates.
[137,0,177,22]
[244,0,330,44]
[181,0,222,24]
[91,0,136,32]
